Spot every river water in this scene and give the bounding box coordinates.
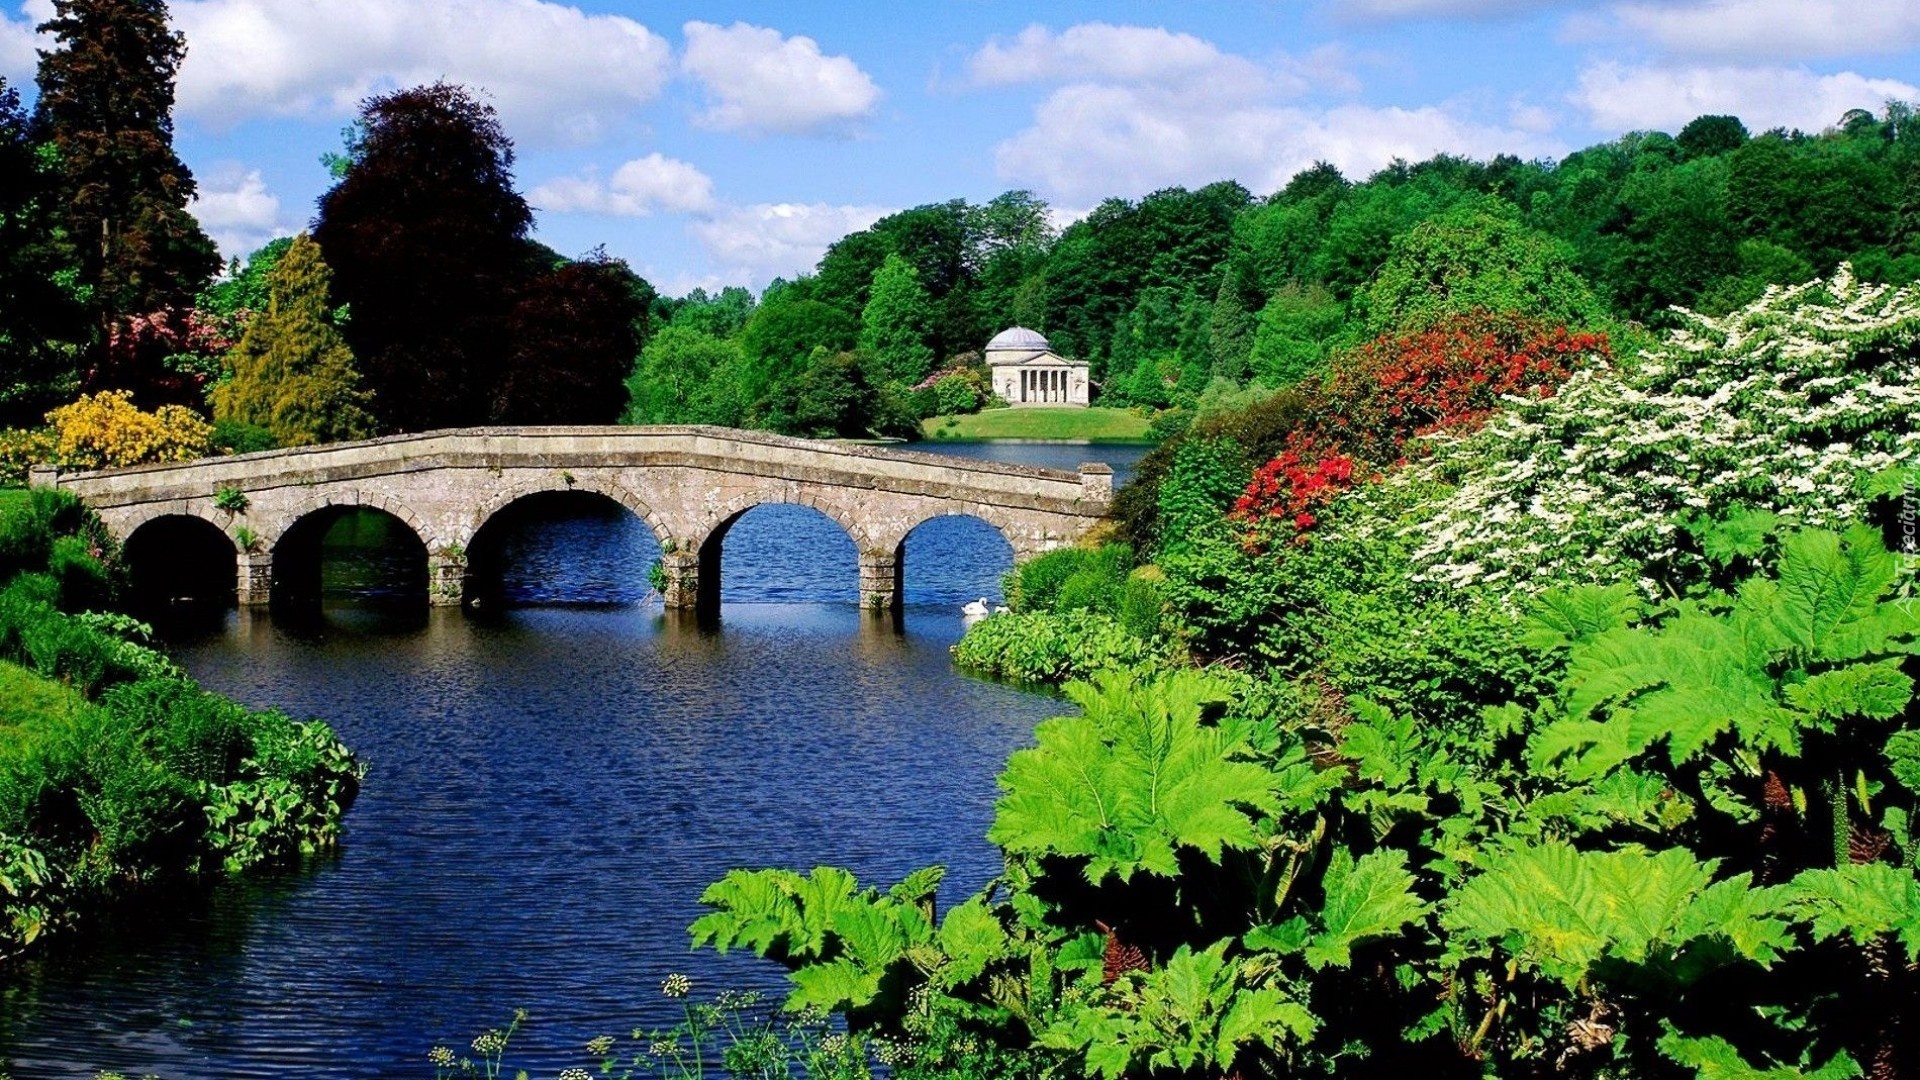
[0,441,1146,1079]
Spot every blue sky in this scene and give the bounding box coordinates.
[4,0,1916,295]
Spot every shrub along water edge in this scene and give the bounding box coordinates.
[0,488,364,958]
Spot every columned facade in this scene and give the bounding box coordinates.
[986,327,1091,407]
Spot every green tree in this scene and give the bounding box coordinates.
[1361,201,1607,335]
[622,325,745,426]
[1248,283,1345,387]
[1207,269,1255,381]
[197,237,293,344]
[858,254,936,386]
[211,234,375,446]
[0,78,88,426]
[314,83,532,432]
[1676,114,1750,159]
[31,0,219,394]
[739,292,857,406]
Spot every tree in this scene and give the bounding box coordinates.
[211,234,375,446]
[622,325,746,426]
[1207,270,1255,381]
[1676,114,1750,159]
[858,254,936,386]
[493,254,646,425]
[314,83,532,432]
[1248,283,1345,388]
[32,0,219,396]
[1360,201,1607,335]
[739,294,857,405]
[0,77,88,426]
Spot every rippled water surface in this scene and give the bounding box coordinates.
[0,440,1144,1078]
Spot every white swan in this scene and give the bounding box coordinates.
[993,605,1011,615]
[961,597,991,618]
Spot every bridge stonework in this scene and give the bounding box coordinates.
[29,427,1113,610]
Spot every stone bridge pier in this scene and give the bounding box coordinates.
[34,426,1114,613]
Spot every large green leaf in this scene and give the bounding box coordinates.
[1443,843,1765,986]
[1782,660,1913,722]
[1658,1033,1861,1080]
[1780,862,1920,961]
[989,672,1280,883]
[1750,527,1901,663]
[1306,849,1430,968]
[1524,583,1643,649]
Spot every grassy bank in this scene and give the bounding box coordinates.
[0,488,363,957]
[921,406,1154,442]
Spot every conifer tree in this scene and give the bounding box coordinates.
[212,234,374,447]
[858,253,937,386]
[32,0,218,382]
[1207,270,1255,382]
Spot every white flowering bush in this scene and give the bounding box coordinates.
[1369,267,1920,594]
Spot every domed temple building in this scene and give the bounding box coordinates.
[985,327,1091,407]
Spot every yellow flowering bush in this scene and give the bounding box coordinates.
[45,391,213,470]
[0,428,57,486]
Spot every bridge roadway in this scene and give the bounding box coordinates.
[29,425,1114,610]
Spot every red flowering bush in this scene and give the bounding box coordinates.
[1234,312,1607,530]
[1234,431,1362,532]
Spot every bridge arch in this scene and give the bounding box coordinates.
[464,482,667,607]
[268,490,435,608]
[265,489,440,555]
[684,489,867,613]
[464,476,670,552]
[122,512,239,611]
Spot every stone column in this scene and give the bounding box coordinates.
[859,550,901,613]
[658,550,703,610]
[236,550,272,606]
[428,551,466,606]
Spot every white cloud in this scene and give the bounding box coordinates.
[1572,61,1920,133]
[969,22,1270,91]
[1607,0,1920,60]
[190,167,295,260]
[529,153,715,217]
[679,21,879,137]
[0,1,50,86]
[687,202,890,287]
[1333,0,1595,20]
[996,83,1562,204]
[170,0,672,144]
[978,23,1557,205]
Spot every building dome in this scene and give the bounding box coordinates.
[986,326,1050,352]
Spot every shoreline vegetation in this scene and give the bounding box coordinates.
[0,488,363,961]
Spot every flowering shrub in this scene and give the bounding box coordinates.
[107,308,236,389]
[1232,313,1602,529]
[1234,431,1360,531]
[44,390,213,470]
[1386,268,1920,593]
[0,428,56,486]
[1323,311,1605,456]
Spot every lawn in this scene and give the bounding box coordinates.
[0,661,88,744]
[921,407,1155,442]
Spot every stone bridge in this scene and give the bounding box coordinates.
[29,426,1113,610]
